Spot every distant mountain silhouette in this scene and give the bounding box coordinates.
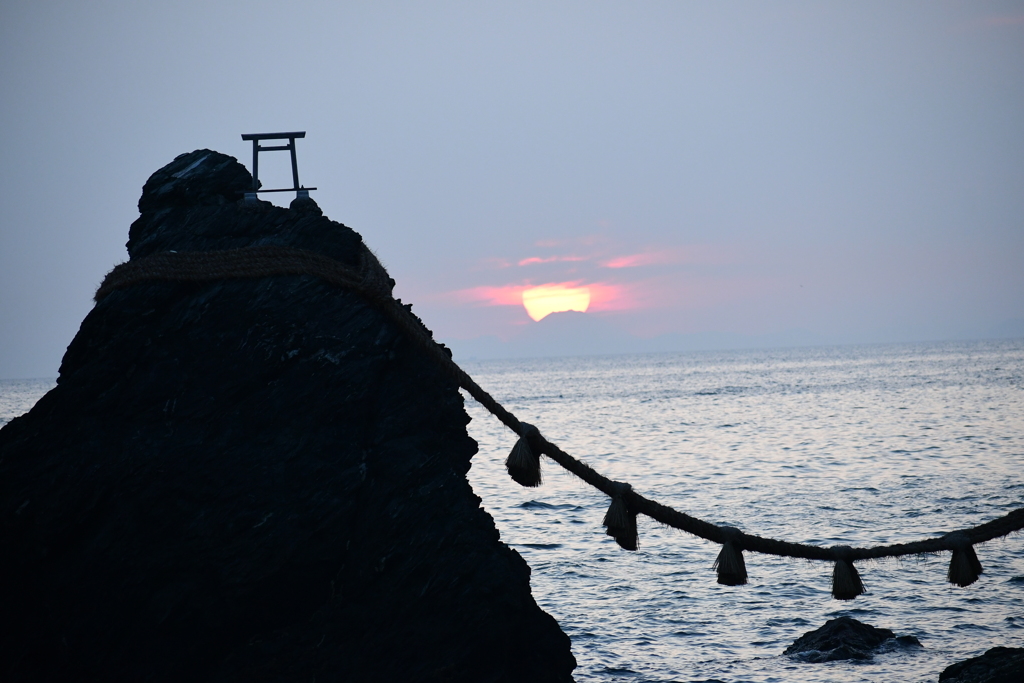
[446,311,825,361]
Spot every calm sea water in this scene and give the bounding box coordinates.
[461,340,1024,683]
[3,340,1022,682]
[0,377,56,428]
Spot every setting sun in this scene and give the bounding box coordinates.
[521,285,591,321]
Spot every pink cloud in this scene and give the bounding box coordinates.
[586,282,635,311]
[456,284,530,306]
[602,253,671,269]
[517,255,589,266]
[601,246,736,269]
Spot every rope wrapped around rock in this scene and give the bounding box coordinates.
[95,244,1024,600]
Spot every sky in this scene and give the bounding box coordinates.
[1,1,1023,378]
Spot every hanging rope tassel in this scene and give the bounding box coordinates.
[945,531,983,587]
[603,482,638,551]
[714,527,748,586]
[505,422,542,487]
[830,546,865,600]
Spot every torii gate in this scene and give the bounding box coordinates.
[241,132,317,201]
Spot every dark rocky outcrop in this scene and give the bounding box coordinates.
[783,616,921,662]
[940,647,1024,683]
[0,150,576,682]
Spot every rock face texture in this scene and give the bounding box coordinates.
[783,616,921,663]
[0,150,576,682]
[940,647,1024,683]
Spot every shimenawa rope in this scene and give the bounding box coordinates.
[95,244,1024,600]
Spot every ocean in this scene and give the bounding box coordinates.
[460,340,1024,682]
[3,339,1022,682]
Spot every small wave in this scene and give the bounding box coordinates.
[516,543,563,549]
[952,623,994,631]
[598,665,636,675]
[694,386,746,396]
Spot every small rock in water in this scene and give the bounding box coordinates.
[939,647,1024,683]
[783,616,922,663]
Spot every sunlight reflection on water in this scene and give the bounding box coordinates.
[463,340,1024,683]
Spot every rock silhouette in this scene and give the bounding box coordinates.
[940,647,1024,683]
[783,616,921,663]
[0,150,576,682]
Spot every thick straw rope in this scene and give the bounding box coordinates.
[96,245,1024,596]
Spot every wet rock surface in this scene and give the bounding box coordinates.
[0,150,576,682]
[939,647,1024,683]
[783,616,921,663]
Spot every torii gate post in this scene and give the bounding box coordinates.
[241,132,317,202]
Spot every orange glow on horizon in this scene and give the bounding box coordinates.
[521,285,591,321]
[456,281,632,316]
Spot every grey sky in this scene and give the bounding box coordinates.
[2,1,1022,378]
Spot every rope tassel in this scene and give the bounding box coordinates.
[945,532,983,587]
[505,423,542,487]
[603,483,638,551]
[831,547,865,600]
[714,527,747,586]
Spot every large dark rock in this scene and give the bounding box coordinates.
[783,616,921,662]
[940,647,1024,683]
[0,150,576,682]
